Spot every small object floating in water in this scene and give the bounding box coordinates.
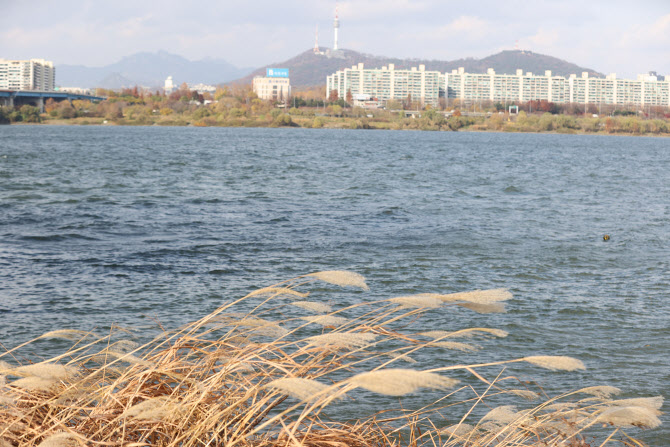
[603,234,610,241]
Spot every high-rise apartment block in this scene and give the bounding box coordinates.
[327,64,670,108]
[445,68,569,104]
[327,63,441,107]
[446,69,670,107]
[0,59,55,91]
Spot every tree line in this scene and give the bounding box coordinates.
[1,83,670,136]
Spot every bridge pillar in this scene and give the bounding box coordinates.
[2,96,14,108]
[37,97,45,113]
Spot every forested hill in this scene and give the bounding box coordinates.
[231,48,602,87]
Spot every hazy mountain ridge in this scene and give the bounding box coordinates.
[57,49,602,89]
[233,48,603,87]
[57,51,254,89]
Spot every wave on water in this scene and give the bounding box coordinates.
[18,233,101,242]
[0,127,668,442]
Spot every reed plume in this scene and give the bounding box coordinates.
[13,363,77,380]
[441,422,477,438]
[348,369,459,396]
[8,376,57,391]
[291,301,333,313]
[479,405,522,424]
[38,329,94,341]
[123,396,180,421]
[384,352,417,363]
[306,270,369,290]
[438,288,513,304]
[303,332,378,349]
[387,294,443,308]
[576,385,622,399]
[456,302,507,313]
[419,328,508,339]
[595,406,661,428]
[428,341,478,352]
[36,433,81,447]
[266,378,331,401]
[246,287,309,299]
[300,315,349,326]
[522,355,586,371]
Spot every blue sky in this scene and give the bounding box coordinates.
[1,0,669,78]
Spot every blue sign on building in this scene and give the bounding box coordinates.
[266,68,289,78]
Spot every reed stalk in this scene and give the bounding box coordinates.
[0,272,662,446]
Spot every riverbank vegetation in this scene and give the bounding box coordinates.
[0,271,663,446]
[2,84,670,137]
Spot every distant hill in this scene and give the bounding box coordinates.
[57,51,255,89]
[232,48,602,87]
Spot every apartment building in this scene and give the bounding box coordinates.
[328,63,670,108]
[0,59,55,91]
[446,69,670,108]
[447,68,570,104]
[326,63,441,107]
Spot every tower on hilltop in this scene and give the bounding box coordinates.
[333,3,340,51]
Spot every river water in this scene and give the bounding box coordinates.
[0,125,668,443]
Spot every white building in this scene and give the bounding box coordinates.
[446,68,670,108]
[253,68,291,102]
[187,83,216,94]
[326,63,441,107]
[328,64,670,109]
[164,76,174,93]
[0,59,55,91]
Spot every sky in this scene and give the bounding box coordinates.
[1,0,669,78]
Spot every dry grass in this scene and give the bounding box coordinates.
[0,271,663,446]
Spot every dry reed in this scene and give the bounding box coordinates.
[0,271,662,447]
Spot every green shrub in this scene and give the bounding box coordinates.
[538,113,554,131]
[0,107,10,124]
[348,119,371,130]
[271,113,293,127]
[20,105,42,123]
[59,106,76,119]
[192,107,211,120]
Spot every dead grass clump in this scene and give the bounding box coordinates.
[0,271,662,446]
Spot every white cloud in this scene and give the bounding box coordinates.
[2,0,670,77]
[445,16,489,36]
[117,15,155,39]
[524,28,560,49]
[338,0,429,20]
[405,15,491,45]
[620,14,670,48]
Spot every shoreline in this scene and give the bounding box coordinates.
[6,119,669,138]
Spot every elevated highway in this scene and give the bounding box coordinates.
[0,90,106,111]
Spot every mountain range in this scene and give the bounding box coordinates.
[232,48,602,87]
[57,51,253,89]
[57,49,602,89]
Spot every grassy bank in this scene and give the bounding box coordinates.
[0,271,662,446]
[7,107,670,137]
[2,84,670,137]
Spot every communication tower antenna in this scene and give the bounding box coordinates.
[333,2,340,51]
[314,24,320,53]
[514,40,520,51]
